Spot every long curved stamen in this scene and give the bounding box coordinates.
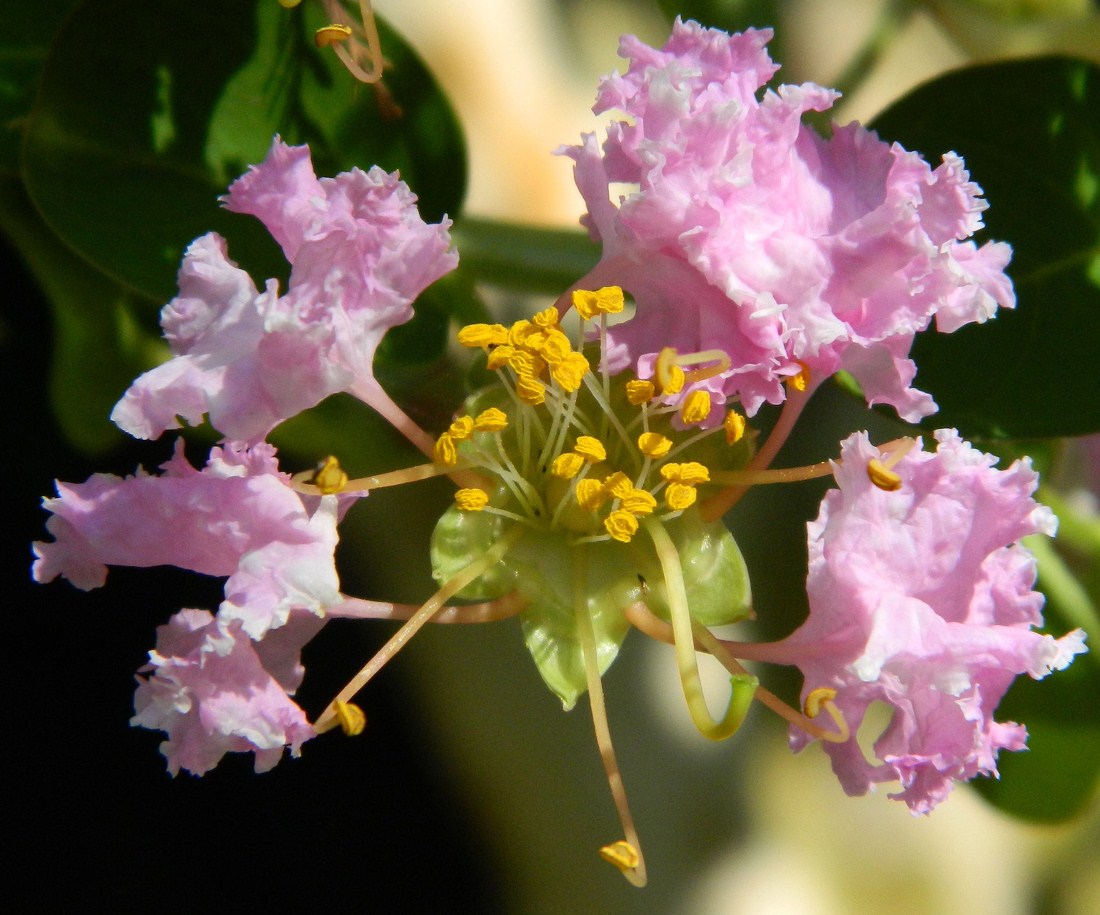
[329,591,527,624]
[574,550,647,888]
[314,524,525,733]
[643,519,758,741]
[709,460,835,486]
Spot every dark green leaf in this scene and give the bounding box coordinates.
[22,0,467,303]
[870,57,1100,439]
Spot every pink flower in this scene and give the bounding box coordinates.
[131,608,319,775]
[562,20,1014,419]
[783,430,1086,813]
[33,440,343,638]
[111,138,458,442]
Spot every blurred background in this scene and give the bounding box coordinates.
[9,1,1099,912]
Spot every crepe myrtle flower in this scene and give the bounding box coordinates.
[32,20,1081,888]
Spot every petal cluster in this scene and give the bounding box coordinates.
[785,430,1086,813]
[33,440,343,638]
[562,20,1014,419]
[131,608,320,775]
[111,138,458,442]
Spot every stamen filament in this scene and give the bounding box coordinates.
[708,460,835,486]
[314,525,525,733]
[644,519,757,741]
[329,592,526,624]
[573,549,647,888]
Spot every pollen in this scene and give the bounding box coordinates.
[531,306,560,329]
[804,687,838,719]
[680,389,712,425]
[786,362,811,392]
[486,344,515,370]
[314,23,353,48]
[637,432,672,459]
[600,840,641,873]
[655,348,686,394]
[575,478,607,511]
[574,436,607,463]
[333,700,366,736]
[473,407,508,432]
[867,458,902,492]
[552,452,585,479]
[620,488,657,516]
[309,455,348,494]
[455,488,491,511]
[724,410,746,444]
[661,462,710,485]
[572,286,625,320]
[602,471,633,499]
[457,322,508,348]
[434,432,458,467]
[516,374,547,405]
[448,415,475,441]
[664,482,698,511]
[551,352,590,392]
[625,379,655,405]
[604,509,639,543]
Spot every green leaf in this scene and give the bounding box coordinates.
[870,57,1100,439]
[22,0,467,303]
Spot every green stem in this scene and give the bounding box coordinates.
[1026,534,1100,644]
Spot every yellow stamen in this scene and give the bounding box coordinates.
[508,319,537,346]
[660,461,710,485]
[314,23,353,47]
[456,323,508,348]
[681,349,732,383]
[637,432,672,459]
[724,410,746,444]
[804,687,837,719]
[574,436,607,463]
[551,352,590,392]
[552,453,585,479]
[540,329,572,364]
[602,472,633,498]
[572,286,626,320]
[604,510,639,543]
[433,433,458,467]
[531,306,560,328]
[625,380,655,405]
[508,349,545,378]
[786,362,811,392]
[867,458,902,492]
[803,687,850,742]
[620,488,657,516]
[486,344,515,371]
[473,407,508,432]
[600,840,640,874]
[680,389,711,425]
[333,700,366,736]
[309,455,348,494]
[448,415,475,441]
[455,488,490,511]
[575,478,606,511]
[516,374,546,405]
[664,482,698,511]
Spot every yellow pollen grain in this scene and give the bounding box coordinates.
[448,415,475,440]
[680,389,712,424]
[508,319,538,346]
[867,458,902,492]
[532,306,560,328]
[804,687,838,718]
[508,349,545,378]
[552,452,585,479]
[574,436,607,463]
[433,433,458,467]
[637,431,672,459]
[724,410,746,444]
[575,478,606,511]
[625,379,655,405]
[540,329,573,364]
[486,344,515,371]
[516,374,546,405]
[309,455,348,494]
[551,352,589,392]
[663,365,685,394]
[655,348,686,394]
[455,488,490,511]
[604,509,639,543]
[572,286,625,320]
[665,482,698,511]
[620,488,657,516]
[315,23,353,47]
[661,461,710,485]
[602,471,633,499]
[473,408,508,432]
[600,840,640,873]
[786,362,811,392]
[457,323,508,348]
[334,700,366,736]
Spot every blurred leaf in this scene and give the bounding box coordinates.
[22,0,467,304]
[870,57,1100,439]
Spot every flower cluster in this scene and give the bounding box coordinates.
[33,20,1084,886]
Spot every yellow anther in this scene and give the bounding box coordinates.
[724,410,746,444]
[278,0,302,8]
[599,840,640,874]
[315,23,353,47]
[574,436,607,463]
[625,379,655,405]
[448,415,475,441]
[531,306,560,328]
[665,481,698,511]
[486,344,516,371]
[552,452,585,479]
[309,456,348,494]
[804,687,838,719]
[473,408,508,432]
[433,432,458,467]
[655,348,686,394]
[604,510,639,543]
[602,471,633,498]
[660,461,710,485]
[574,478,606,512]
[680,389,712,425]
[551,352,590,392]
[786,362,811,392]
[334,700,366,736]
[867,458,902,492]
[516,374,546,405]
[508,349,545,378]
[572,286,625,320]
[637,431,672,459]
[457,323,509,348]
[455,488,490,511]
[620,488,657,516]
[539,328,573,364]
[508,319,538,346]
